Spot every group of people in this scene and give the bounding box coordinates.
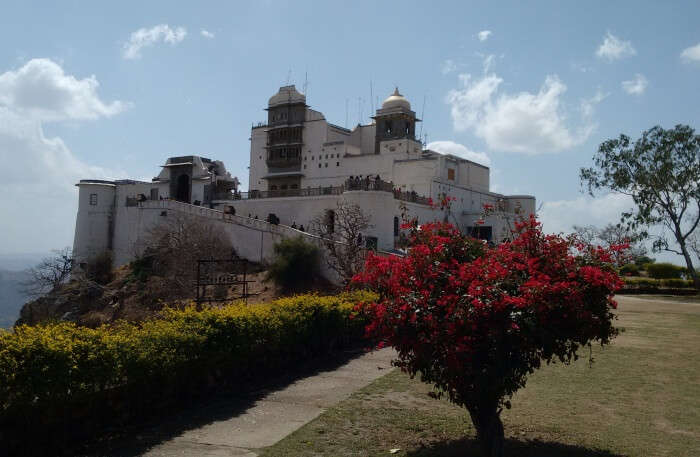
[347,174,383,191]
[290,221,305,232]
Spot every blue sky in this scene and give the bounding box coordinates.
[0,0,699,265]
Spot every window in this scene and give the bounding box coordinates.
[318,163,322,168]
[394,216,399,236]
[447,168,455,181]
[291,184,298,189]
[270,185,278,190]
[150,188,159,200]
[303,164,307,169]
[89,193,97,205]
[325,163,328,167]
[336,162,340,166]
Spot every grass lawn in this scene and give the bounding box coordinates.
[260,295,700,457]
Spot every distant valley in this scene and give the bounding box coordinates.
[0,269,31,328]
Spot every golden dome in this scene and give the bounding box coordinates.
[381,87,411,110]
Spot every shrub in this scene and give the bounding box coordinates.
[661,278,694,288]
[353,216,622,456]
[266,237,321,292]
[623,277,659,288]
[619,263,639,276]
[85,250,114,285]
[634,256,655,268]
[646,262,684,279]
[0,291,374,454]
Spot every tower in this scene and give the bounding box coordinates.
[264,85,307,191]
[372,88,420,154]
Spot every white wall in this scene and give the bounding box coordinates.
[73,183,116,264]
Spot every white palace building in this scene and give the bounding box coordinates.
[73,85,535,271]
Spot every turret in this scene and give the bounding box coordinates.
[72,180,116,266]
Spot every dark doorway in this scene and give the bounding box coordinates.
[175,174,190,203]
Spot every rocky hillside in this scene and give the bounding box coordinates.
[16,264,278,328]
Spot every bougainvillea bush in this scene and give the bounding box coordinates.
[352,216,624,457]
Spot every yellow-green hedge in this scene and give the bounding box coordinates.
[0,292,375,453]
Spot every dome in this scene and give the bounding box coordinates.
[381,87,411,110]
[268,85,306,107]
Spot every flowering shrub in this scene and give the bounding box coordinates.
[0,291,375,455]
[353,216,623,457]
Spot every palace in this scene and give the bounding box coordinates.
[72,85,535,272]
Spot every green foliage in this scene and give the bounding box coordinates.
[580,124,700,288]
[0,291,375,451]
[622,277,694,289]
[634,256,655,268]
[646,262,685,279]
[661,278,694,288]
[266,237,321,292]
[129,254,155,283]
[85,250,114,285]
[623,277,659,288]
[619,263,639,276]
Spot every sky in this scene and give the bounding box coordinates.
[0,0,699,266]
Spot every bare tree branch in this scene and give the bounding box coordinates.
[311,201,372,285]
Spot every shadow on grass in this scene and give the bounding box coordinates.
[407,437,622,457]
[63,347,373,457]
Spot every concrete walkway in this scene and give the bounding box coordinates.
[95,348,395,457]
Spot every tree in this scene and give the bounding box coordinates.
[311,200,372,284]
[353,217,621,457]
[266,237,321,292]
[19,248,73,298]
[138,215,235,298]
[580,125,700,289]
[572,223,647,264]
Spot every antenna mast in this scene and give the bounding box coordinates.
[345,98,349,128]
[419,95,426,143]
[370,81,374,115]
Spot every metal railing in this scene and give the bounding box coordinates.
[214,177,432,206]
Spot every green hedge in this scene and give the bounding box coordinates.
[646,262,686,279]
[0,292,375,454]
[622,277,694,289]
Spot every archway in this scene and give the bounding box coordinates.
[175,174,190,203]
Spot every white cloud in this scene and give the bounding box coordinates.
[477,30,492,42]
[427,140,491,166]
[680,43,700,63]
[596,32,636,61]
[0,59,129,121]
[580,89,607,118]
[538,193,634,235]
[446,67,594,154]
[621,73,648,95]
[0,60,125,253]
[123,24,187,60]
[201,29,215,39]
[441,59,457,75]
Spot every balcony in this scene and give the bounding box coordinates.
[215,178,432,206]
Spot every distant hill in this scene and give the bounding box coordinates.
[0,269,30,328]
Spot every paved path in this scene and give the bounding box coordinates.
[95,348,395,457]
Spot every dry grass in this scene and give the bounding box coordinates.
[259,294,700,457]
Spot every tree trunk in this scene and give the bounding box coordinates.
[468,404,505,457]
[677,239,700,291]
